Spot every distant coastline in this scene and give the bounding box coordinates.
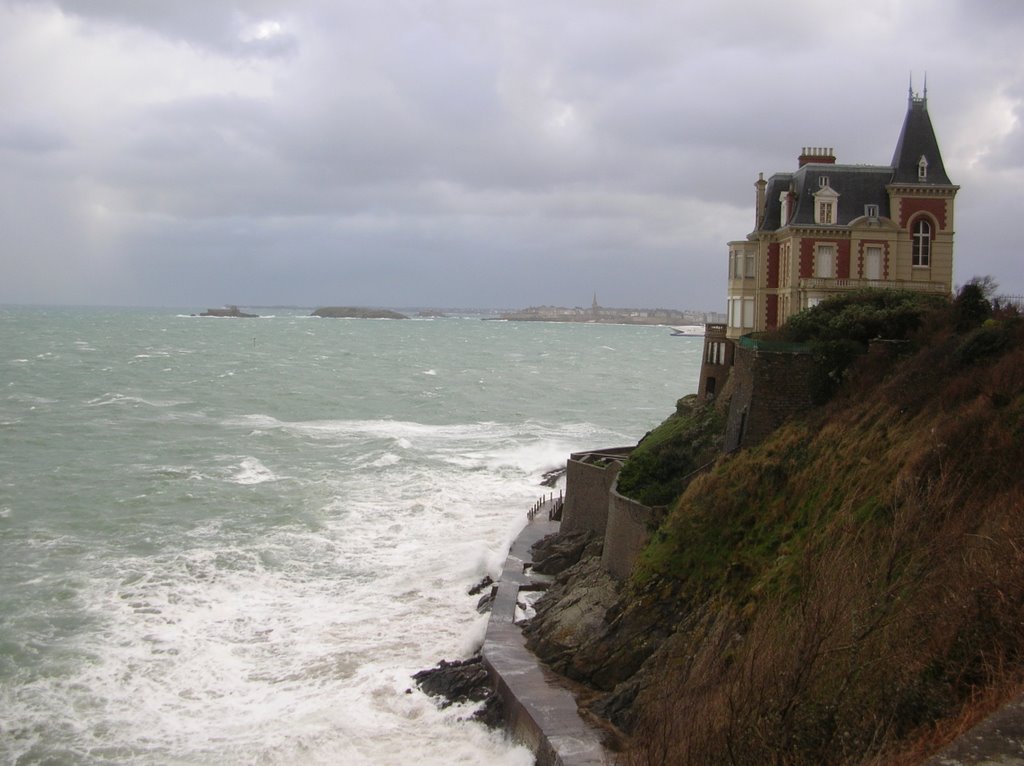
[499,303,724,327]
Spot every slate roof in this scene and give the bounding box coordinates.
[754,95,953,234]
[891,96,953,185]
[759,165,893,231]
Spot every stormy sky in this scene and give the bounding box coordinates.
[2,1,1022,311]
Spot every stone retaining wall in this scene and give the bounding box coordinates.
[601,478,663,581]
[561,448,632,536]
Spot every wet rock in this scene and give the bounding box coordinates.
[413,656,490,706]
[475,589,495,614]
[523,558,674,694]
[541,466,566,487]
[530,529,603,575]
[468,575,494,596]
[413,656,503,729]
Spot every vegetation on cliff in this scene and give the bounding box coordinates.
[614,395,725,507]
[533,282,1024,765]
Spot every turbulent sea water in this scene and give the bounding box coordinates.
[0,306,703,765]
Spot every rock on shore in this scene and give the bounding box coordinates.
[411,656,504,728]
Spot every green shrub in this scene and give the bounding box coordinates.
[615,395,725,507]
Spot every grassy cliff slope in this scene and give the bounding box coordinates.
[517,286,1019,764]
[617,289,1024,765]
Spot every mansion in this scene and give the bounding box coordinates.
[726,88,957,338]
[699,88,958,403]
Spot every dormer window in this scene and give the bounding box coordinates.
[779,191,790,227]
[813,181,839,225]
[865,204,879,219]
[918,155,929,181]
[819,176,830,188]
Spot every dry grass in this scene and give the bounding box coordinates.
[619,307,1024,765]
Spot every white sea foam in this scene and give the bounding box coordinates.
[85,392,189,408]
[422,369,437,375]
[231,457,278,485]
[1,308,694,765]
[370,453,402,468]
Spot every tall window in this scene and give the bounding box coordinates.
[816,244,835,278]
[912,219,932,267]
[818,201,834,224]
[864,245,882,280]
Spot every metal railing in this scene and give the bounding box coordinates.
[527,490,564,521]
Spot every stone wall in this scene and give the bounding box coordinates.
[601,478,664,581]
[561,449,632,536]
[560,447,662,580]
[724,340,818,451]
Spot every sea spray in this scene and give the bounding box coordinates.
[0,306,701,764]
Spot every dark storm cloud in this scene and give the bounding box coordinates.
[1,0,1022,308]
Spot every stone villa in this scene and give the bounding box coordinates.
[699,86,958,402]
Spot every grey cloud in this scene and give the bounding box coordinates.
[45,0,299,57]
[1,0,1022,309]
[0,120,68,155]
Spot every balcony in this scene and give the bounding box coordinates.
[799,277,949,294]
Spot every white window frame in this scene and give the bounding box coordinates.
[815,244,835,278]
[813,183,840,226]
[864,245,882,280]
[912,219,932,267]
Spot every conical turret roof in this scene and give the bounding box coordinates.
[890,92,952,185]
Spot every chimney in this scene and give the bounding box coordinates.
[755,172,767,228]
[798,146,836,167]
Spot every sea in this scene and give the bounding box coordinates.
[0,306,703,765]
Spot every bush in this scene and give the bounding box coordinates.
[615,396,725,507]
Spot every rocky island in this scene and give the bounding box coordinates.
[311,306,409,319]
[196,305,258,317]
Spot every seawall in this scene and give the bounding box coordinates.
[481,501,611,765]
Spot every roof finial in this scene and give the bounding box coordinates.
[908,72,914,104]
[923,72,928,104]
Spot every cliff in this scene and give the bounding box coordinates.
[525,284,1024,765]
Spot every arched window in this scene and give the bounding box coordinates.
[912,218,932,267]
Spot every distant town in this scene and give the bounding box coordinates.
[499,295,726,326]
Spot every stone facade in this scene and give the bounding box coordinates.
[721,338,818,452]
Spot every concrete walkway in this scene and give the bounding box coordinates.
[923,694,1024,765]
[481,502,612,766]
